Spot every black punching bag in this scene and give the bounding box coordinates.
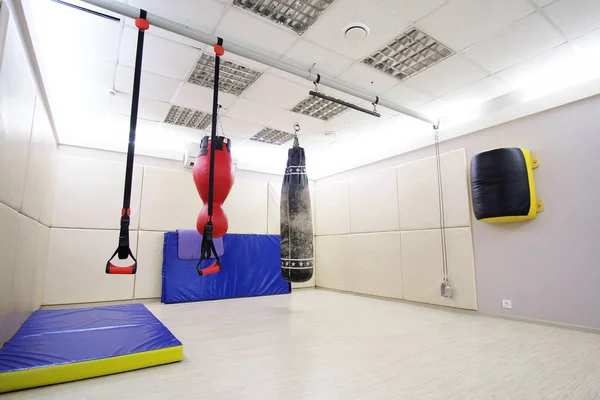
[280,136,313,283]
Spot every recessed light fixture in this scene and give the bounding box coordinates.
[343,23,369,44]
[233,0,337,35]
[363,27,454,81]
[164,105,211,130]
[188,53,262,96]
[249,127,295,145]
[291,95,348,121]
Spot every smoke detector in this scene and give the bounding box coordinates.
[343,23,369,44]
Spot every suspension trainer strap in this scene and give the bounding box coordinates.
[197,38,224,276]
[106,10,149,275]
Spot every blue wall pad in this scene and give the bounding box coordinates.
[162,233,291,304]
[0,304,183,393]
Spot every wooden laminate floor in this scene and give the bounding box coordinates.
[5,289,600,399]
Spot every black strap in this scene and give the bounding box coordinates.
[197,37,223,277]
[106,9,147,275]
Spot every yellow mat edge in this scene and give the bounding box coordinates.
[0,345,183,393]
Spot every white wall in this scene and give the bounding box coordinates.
[314,149,477,310]
[44,146,316,305]
[0,5,57,344]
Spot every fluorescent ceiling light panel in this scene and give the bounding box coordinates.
[291,95,348,121]
[249,127,295,145]
[164,105,211,130]
[363,28,454,81]
[188,53,262,96]
[232,0,336,35]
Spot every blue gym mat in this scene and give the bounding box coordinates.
[161,232,291,304]
[0,304,183,393]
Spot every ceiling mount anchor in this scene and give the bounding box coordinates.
[313,73,321,93]
[372,96,379,114]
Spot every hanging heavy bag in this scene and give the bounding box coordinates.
[280,126,314,283]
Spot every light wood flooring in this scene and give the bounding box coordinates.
[5,289,600,399]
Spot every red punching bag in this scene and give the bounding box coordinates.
[193,135,234,238]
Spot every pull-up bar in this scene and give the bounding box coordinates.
[80,0,438,126]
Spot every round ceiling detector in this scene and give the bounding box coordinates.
[343,23,369,43]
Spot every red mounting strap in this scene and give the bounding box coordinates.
[135,18,150,31]
[214,44,225,56]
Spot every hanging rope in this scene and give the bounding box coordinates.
[434,123,453,297]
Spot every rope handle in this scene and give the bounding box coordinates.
[196,223,222,276]
[106,247,137,275]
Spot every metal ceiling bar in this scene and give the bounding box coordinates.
[80,0,438,126]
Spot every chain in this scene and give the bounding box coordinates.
[216,104,225,137]
[293,123,300,148]
[434,125,449,281]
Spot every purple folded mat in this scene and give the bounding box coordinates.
[177,229,224,260]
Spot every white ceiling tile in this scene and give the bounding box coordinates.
[337,63,401,94]
[172,83,238,112]
[463,13,565,73]
[416,99,450,118]
[281,39,355,77]
[220,116,264,139]
[534,0,556,6]
[373,0,449,22]
[416,0,535,50]
[323,106,380,134]
[268,109,326,135]
[440,76,511,105]
[571,27,600,55]
[495,43,577,88]
[544,0,600,39]
[224,98,282,125]
[303,0,411,60]
[403,55,489,97]
[382,83,433,108]
[241,73,309,109]
[127,0,225,34]
[215,8,298,59]
[115,65,182,103]
[221,51,271,73]
[109,93,171,122]
[267,68,314,88]
[118,27,201,80]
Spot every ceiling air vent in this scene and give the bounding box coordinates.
[233,0,336,35]
[363,27,454,81]
[188,53,262,96]
[249,127,295,145]
[291,95,347,121]
[164,105,211,130]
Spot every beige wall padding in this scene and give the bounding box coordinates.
[349,232,402,299]
[315,180,351,235]
[315,148,476,310]
[315,235,351,291]
[52,155,143,229]
[224,178,268,234]
[44,229,137,305]
[139,166,200,231]
[401,228,477,310]
[134,231,165,299]
[350,168,399,233]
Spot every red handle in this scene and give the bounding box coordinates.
[199,263,221,276]
[106,262,137,275]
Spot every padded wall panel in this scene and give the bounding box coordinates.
[6,215,40,339]
[31,225,49,310]
[349,232,402,299]
[315,235,351,291]
[224,178,268,234]
[350,168,399,233]
[401,228,477,310]
[0,204,19,345]
[139,167,200,231]
[134,231,164,299]
[44,229,136,305]
[397,149,470,230]
[0,20,36,211]
[315,181,350,235]
[51,156,143,229]
[21,103,57,222]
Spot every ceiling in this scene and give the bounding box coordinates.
[21,0,600,178]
